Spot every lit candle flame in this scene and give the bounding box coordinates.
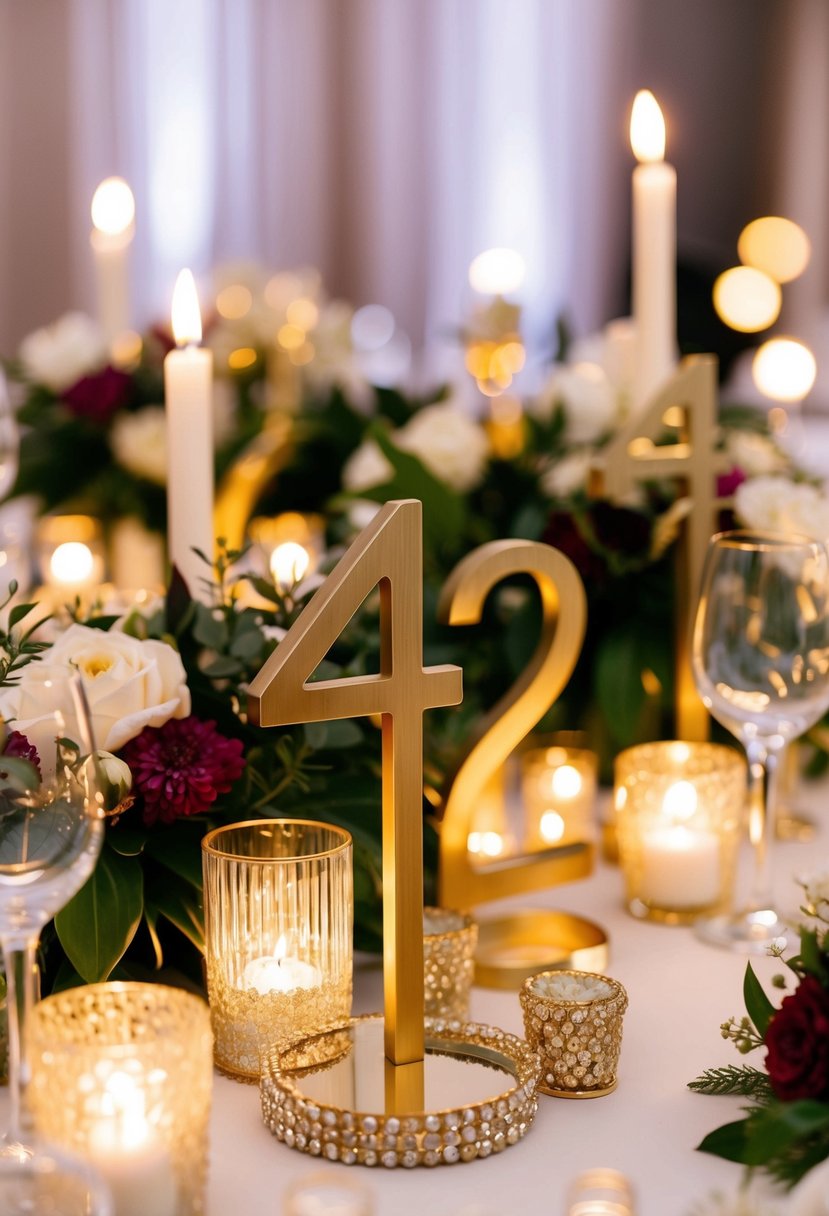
[171,269,202,347]
[630,90,666,163]
[91,177,135,237]
[270,541,311,592]
[50,541,94,585]
[662,780,698,823]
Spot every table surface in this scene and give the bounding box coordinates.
[205,787,828,1216]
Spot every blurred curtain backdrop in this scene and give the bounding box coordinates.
[0,0,805,381]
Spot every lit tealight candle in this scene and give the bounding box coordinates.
[90,177,135,351]
[639,779,720,909]
[521,744,598,850]
[49,541,95,588]
[270,540,311,594]
[242,937,321,996]
[165,270,214,602]
[630,89,677,409]
[88,1071,177,1216]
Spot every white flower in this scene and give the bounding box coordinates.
[725,430,788,477]
[395,404,489,492]
[304,300,372,410]
[19,312,107,393]
[800,870,829,911]
[533,362,618,443]
[110,407,167,485]
[541,450,593,499]
[82,750,133,812]
[342,440,394,492]
[734,476,829,542]
[0,624,190,757]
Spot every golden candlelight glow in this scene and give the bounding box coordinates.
[228,346,257,370]
[277,323,306,351]
[540,811,566,843]
[550,763,583,800]
[216,284,253,320]
[738,216,811,284]
[270,541,311,592]
[91,177,135,236]
[661,779,698,822]
[467,829,504,858]
[752,337,817,402]
[713,265,781,333]
[171,269,202,347]
[50,541,95,585]
[468,248,526,296]
[286,297,319,330]
[110,330,143,370]
[630,90,666,163]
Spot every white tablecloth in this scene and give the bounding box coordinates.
[206,788,829,1216]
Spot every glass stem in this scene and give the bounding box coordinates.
[3,937,40,1143]
[745,740,780,913]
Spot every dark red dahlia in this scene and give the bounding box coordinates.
[2,730,41,775]
[717,467,747,497]
[121,716,245,826]
[765,975,829,1102]
[63,366,131,425]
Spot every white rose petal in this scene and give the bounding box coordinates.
[19,312,107,393]
[541,450,593,499]
[533,362,618,443]
[342,440,394,492]
[734,476,829,542]
[394,404,489,492]
[725,429,788,477]
[0,624,190,759]
[111,407,168,485]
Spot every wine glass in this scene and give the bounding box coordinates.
[0,673,105,1156]
[0,1147,112,1215]
[692,530,829,951]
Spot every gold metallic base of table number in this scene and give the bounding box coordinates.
[473,909,609,990]
[260,1014,541,1168]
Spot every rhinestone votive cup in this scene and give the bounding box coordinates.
[202,819,353,1081]
[27,982,213,1216]
[614,741,746,925]
[423,908,477,1020]
[520,969,628,1098]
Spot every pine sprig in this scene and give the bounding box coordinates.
[689,1065,773,1100]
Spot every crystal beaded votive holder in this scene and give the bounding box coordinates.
[520,740,598,850]
[202,818,353,1081]
[423,907,477,1020]
[520,968,628,1098]
[27,982,213,1216]
[614,741,746,925]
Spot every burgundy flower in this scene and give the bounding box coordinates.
[2,730,41,776]
[717,466,746,497]
[541,511,606,584]
[63,366,131,425]
[765,975,829,1101]
[590,502,651,559]
[121,716,245,826]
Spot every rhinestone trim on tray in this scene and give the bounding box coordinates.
[260,1015,541,1168]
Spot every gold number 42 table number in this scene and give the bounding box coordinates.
[247,500,462,1068]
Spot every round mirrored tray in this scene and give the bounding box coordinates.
[474,909,609,989]
[260,1014,541,1168]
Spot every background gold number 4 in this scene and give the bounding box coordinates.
[248,498,586,1065]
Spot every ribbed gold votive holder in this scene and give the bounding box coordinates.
[202,818,353,1081]
[520,969,628,1098]
[27,982,213,1216]
[423,907,477,1020]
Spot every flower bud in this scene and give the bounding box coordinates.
[83,750,133,814]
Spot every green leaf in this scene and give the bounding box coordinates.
[743,1101,829,1166]
[143,820,206,888]
[146,884,205,953]
[697,1118,752,1164]
[107,825,149,857]
[192,604,229,650]
[55,847,143,981]
[202,655,243,679]
[0,755,41,791]
[363,424,466,553]
[8,602,37,629]
[688,1065,772,1098]
[744,962,775,1036]
[229,628,265,660]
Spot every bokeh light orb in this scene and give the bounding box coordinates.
[713,266,781,333]
[468,248,526,296]
[752,337,817,403]
[91,177,135,236]
[738,216,810,284]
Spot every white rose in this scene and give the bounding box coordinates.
[734,476,829,542]
[0,624,190,758]
[342,440,394,492]
[395,404,489,492]
[725,430,788,477]
[19,312,107,392]
[541,450,593,499]
[533,362,618,443]
[110,407,167,485]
